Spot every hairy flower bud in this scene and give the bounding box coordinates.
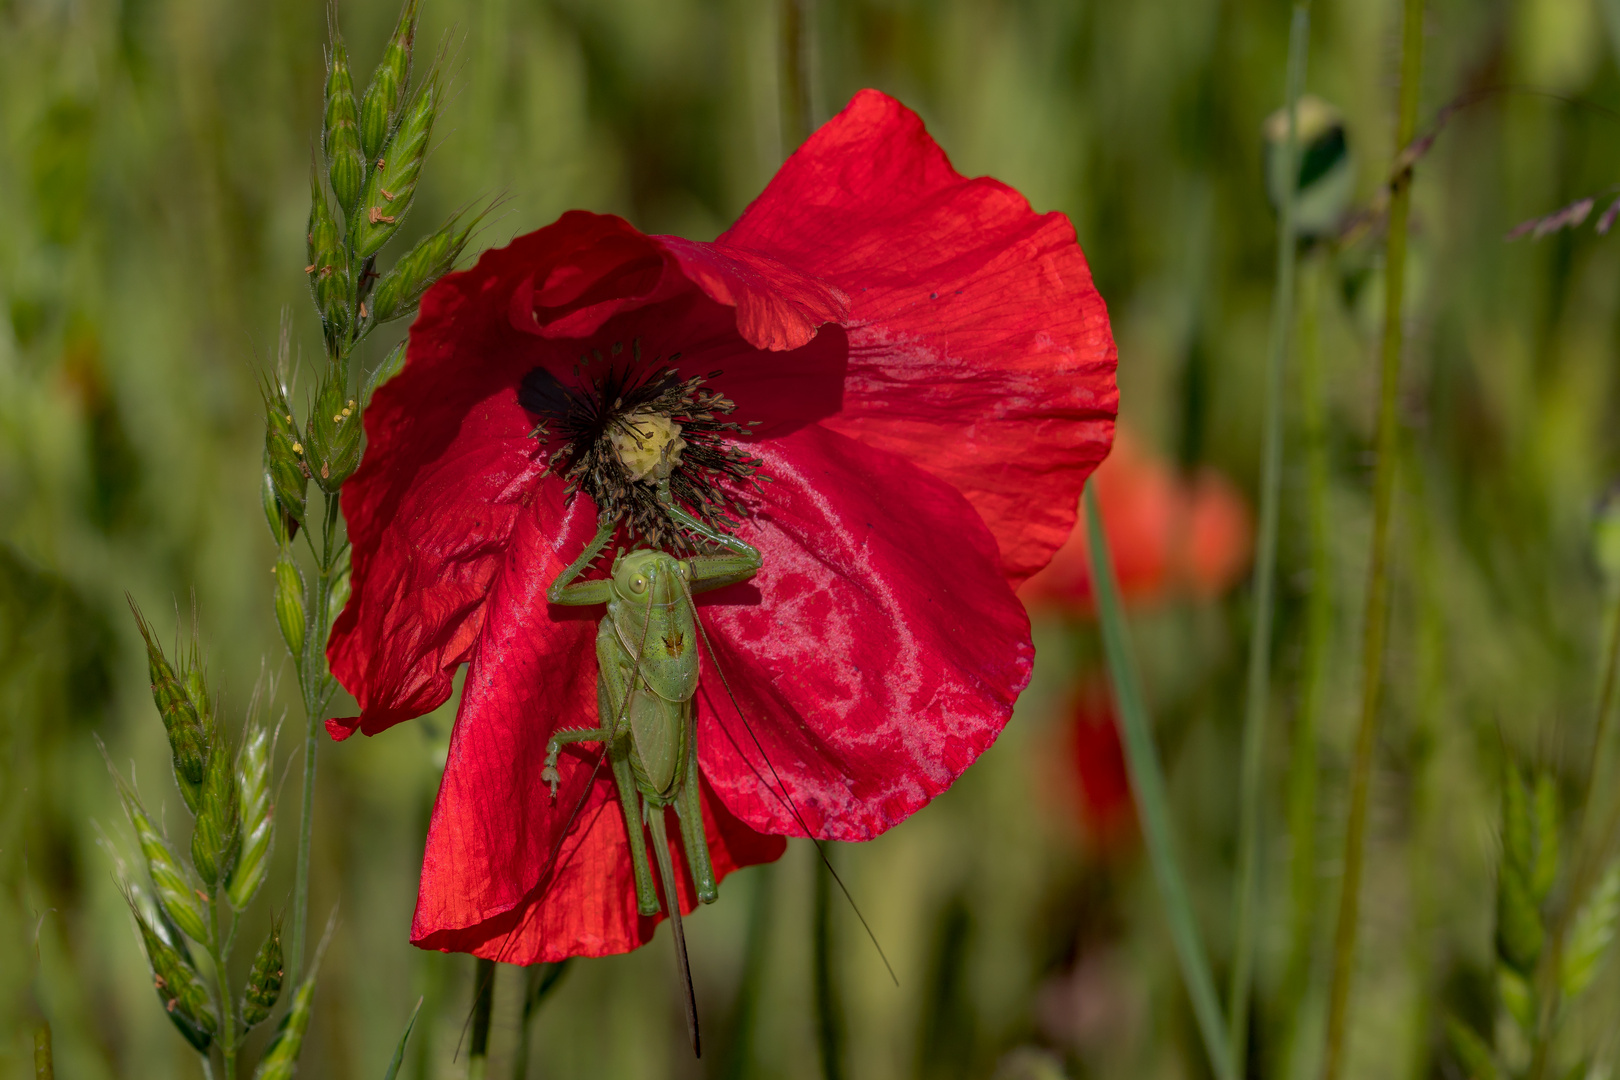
[369,210,479,324]
[227,719,275,909]
[1264,94,1353,242]
[190,726,240,890]
[323,38,366,212]
[263,379,309,533]
[241,920,285,1028]
[112,775,210,944]
[253,976,317,1079]
[350,75,437,259]
[359,0,421,161]
[129,895,217,1052]
[129,602,208,795]
[303,374,363,492]
[273,554,308,661]
[307,164,351,351]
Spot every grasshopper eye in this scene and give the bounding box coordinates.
[630,575,648,594]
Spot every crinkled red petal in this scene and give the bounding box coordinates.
[721,89,1117,585]
[691,423,1033,841]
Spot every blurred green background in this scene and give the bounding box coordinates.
[6,0,1620,1075]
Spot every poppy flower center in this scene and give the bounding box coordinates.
[611,411,686,481]
[518,340,763,551]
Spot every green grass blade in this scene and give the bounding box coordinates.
[1084,484,1235,1080]
[1229,5,1311,1068]
[382,997,424,1080]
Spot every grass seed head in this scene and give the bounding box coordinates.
[241,918,285,1028]
[129,601,208,795]
[190,724,240,890]
[228,718,276,910]
[303,373,363,493]
[322,37,366,212]
[359,0,421,161]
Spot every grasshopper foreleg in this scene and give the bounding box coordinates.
[541,726,611,798]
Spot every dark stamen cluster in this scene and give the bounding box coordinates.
[519,340,764,552]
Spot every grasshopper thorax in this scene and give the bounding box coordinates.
[607,548,698,703]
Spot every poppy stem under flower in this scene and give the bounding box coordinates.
[1322,0,1426,1074]
[1229,3,1310,1070]
[1084,484,1236,1080]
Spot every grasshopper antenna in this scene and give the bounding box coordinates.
[677,577,899,987]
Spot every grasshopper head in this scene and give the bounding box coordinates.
[611,548,688,609]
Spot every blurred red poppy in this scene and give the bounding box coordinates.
[326,90,1117,962]
[1019,429,1252,610]
[1068,682,1135,850]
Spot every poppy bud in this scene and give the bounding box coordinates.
[322,38,366,213]
[273,553,308,661]
[263,380,309,531]
[303,374,363,492]
[369,209,479,324]
[306,164,351,350]
[190,726,240,890]
[227,719,275,910]
[1264,95,1354,242]
[362,340,407,407]
[254,976,317,1079]
[113,776,210,945]
[129,602,208,795]
[350,75,437,259]
[240,919,285,1028]
[359,0,421,161]
[128,895,217,1052]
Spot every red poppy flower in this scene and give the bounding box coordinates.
[1019,429,1252,610]
[326,90,1116,962]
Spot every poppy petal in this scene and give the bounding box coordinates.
[691,422,1033,841]
[720,89,1117,585]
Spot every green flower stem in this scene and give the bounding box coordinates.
[512,961,570,1080]
[1228,4,1310,1068]
[290,488,345,986]
[469,957,497,1080]
[1282,250,1328,1044]
[208,896,240,1080]
[813,850,847,1080]
[1084,485,1235,1080]
[1320,0,1425,1075]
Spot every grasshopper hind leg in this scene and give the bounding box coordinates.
[644,800,701,1058]
[673,705,717,904]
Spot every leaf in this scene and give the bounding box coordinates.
[1561,860,1620,1001]
[1445,1016,1503,1080]
[381,997,423,1080]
